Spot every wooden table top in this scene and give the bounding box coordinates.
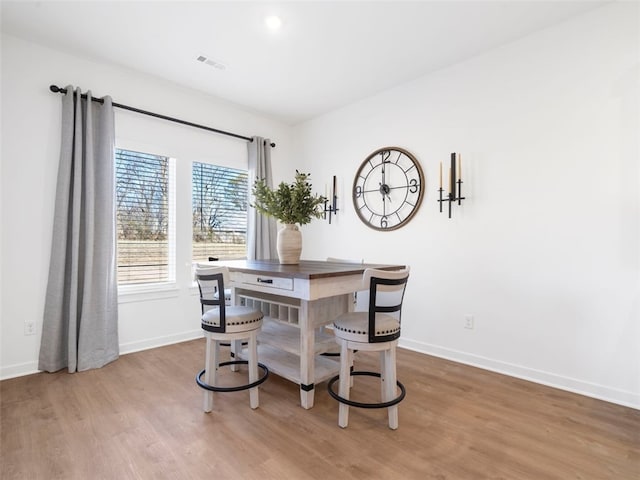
[217,259,404,280]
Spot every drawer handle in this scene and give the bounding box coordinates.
[256,278,273,284]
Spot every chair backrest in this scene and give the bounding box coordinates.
[195,265,230,331]
[362,267,410,343]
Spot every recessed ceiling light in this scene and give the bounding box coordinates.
[264,15,282,31]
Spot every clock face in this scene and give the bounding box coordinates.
[352,147,424,231]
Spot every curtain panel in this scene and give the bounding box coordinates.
[39,86,119,373]
[247,136,277,260]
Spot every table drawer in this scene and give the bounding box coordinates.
[237,272,294,291]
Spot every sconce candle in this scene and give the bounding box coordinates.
[450,152,456,195]
[437,152,466,218]
[323,175,339,224]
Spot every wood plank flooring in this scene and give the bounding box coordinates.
[1,339,638,479]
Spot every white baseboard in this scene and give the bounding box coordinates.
[0,330,203,381]
[119,329,202,355]
[1,361,40,380]
[399,338,640,410]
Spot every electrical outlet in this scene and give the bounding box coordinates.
[24,321,36,336]
[464,314,474,329]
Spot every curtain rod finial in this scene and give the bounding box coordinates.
[50,85,62,93]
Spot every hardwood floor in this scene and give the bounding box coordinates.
[1,339,638,479]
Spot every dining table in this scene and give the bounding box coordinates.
[212,259,404,409]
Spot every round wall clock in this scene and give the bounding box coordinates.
[352,147,424,231]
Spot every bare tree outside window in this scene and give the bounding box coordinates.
[114,152,246,285]
[115,149,170,284]
[192,162,248,262]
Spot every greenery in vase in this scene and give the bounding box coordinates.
[251,170,327,225]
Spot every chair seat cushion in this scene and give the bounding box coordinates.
[333,312,400,343]
[202,306,264,333]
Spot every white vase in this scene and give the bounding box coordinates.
[277,224,302,264]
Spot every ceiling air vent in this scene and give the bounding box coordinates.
[196,54,226,71]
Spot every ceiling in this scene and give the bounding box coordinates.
[1,1,607,125]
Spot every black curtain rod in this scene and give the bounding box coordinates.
[49,85,276,148]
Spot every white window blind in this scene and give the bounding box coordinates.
[192,162,248,262]
[116,149,172,285]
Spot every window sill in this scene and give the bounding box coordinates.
[118,283,180,304]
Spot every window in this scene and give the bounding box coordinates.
[114,151,244,287]
[192,162,248,262]
[116,149,174,285]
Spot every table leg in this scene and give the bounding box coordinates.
[299,300,315,409]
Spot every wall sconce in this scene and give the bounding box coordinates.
[323,175,339,224]
[437,152,466,218]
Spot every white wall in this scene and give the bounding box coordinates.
[295,3,639,408]
[0,34,292,378]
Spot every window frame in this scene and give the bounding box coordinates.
[115,147,177,296]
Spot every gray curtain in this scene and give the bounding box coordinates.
[247,136,278,260]
[39,86,119,373]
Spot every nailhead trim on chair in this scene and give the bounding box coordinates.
[333,324,400,336]
[202,317,262,327]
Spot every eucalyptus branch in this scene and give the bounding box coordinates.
[251,170,327,225]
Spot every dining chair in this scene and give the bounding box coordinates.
[327,267,410,429]
[195,265,269,411]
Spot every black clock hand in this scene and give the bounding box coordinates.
[383,161,392,202]
[383,191,386,217]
